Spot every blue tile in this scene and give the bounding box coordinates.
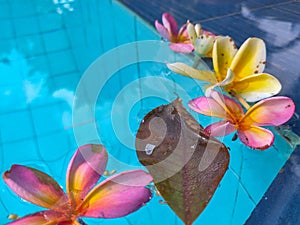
[0,39,16,55]
[135,18,160,41]
[38,12,63,33]
[35,0,57,14]
[11,0,36,18]
[43,30,69,52]
[48,50,76,75]
[244,0,287,9]
[112,1,136,45]
[34,125,75,181]
[13,17,39,36]
[27,55,50,74]
[2,139,38,169]
[52,72,80,92]
[0,84,27,113]
[0,110,34,143]
[37,131,72,161]
[31,104,65,135]
[16,34,45,57]
[0,20,14,39]
[23,72,60,108]
[72,46,100,72]
[61,6,84,28]
[0,49,34,87]
[66,27,86,47]
[98,0,118,52]
[0,3,10,19]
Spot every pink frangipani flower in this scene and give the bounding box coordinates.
[155,13,193,53]
[3,144,153,224]
[188,91,295,150]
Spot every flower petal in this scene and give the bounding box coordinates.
[162,13,178,36]
[228,73,282,102]
[230,37,266,81]
[203,29,216,37]
[177,23,189,41]
[207,68,235,96]
[238,126,274,150]
[3,165,67,211]
[66,144,108,205]
[155,20,170,40]
[188,96,228,119]
[210,90,244,119]
[195,24,203,36]
[57,221,80,225]
[212,36,237,81]
[205,121,237,136]
[6,210,63,225]
[187,23,197,43]
[242,96,295,126]
[194,34,215,57]
[169,43,194,53]
[167,62,215,83]
[79,170,152,218]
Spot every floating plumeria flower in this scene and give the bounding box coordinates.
[155,13,193,53]
[188,91,295,150]
[3,144,153,224]
[187,22,216,57]
[168,37,282,102]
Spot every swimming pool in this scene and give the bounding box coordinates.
[0,0,298,225]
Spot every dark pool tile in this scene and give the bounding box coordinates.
[247,4,300,22]
[277,2,300,15]
[246,148,300,225]
[120,0,243,25]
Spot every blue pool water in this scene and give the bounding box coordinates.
[0,0,298,225]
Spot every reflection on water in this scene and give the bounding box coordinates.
[0,49,48,111]
[53,0,75,14]
[241,3,300,48]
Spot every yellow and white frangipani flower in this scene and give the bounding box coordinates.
[187,22,216,57]
[167,37,282,102]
